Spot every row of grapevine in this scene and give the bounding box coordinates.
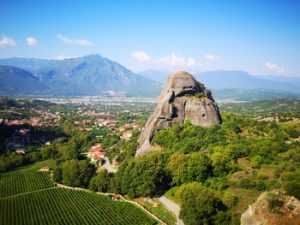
[0,168,54,198]
[0,188,157,225]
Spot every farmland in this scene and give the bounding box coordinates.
[0,161,54,198]
[0,162,157,225]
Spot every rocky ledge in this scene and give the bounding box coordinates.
[241,191,300,225]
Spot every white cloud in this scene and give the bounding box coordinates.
[203,53,220,61]
[265,62,285,74]
[55,54,72,60]
[187,58,197,67]
[132,51,197,68]
[26,37,38,46]
[131,51,151,62]
[156,53,196,67]
[0,35,16,47]
[56,34,93,47]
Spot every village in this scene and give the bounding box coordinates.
[0,97,145,170]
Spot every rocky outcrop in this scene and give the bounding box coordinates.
[136,71,222,156]
[241,192,300,225]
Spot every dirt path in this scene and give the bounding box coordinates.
[159,196,184,225]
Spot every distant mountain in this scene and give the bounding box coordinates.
[137,69,170,83]
[136,69,300,100]
[195,70,300,93]
[0,58,57,71]
[0,65,48,95]
[260,75,300,88]
[0,55,161,97]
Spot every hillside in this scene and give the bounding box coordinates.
[0,55,161,97]
[0,65,48,95]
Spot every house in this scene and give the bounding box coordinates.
[88,145,106,161]
[15,148,25,154]
[39,166,50,172]
[122,130,133,139]
[19,128,30,135]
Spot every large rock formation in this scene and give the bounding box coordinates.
[241,192,300,225]
[136,71,222,156]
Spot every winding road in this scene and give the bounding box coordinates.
[158,196,184,225]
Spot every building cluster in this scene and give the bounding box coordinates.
[1,111,60,154]
[1,111,61,127]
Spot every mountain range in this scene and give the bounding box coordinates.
[1,55,300,100]
[138,69,300,100]
[0,55,161,97]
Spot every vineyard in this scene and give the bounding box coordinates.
[0,160,54,198]
[0,161,157,225]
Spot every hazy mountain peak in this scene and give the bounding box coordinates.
[0,55,161,97]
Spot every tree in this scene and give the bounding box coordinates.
[89,169,112,192]
[113,152,170,197]
[78,160,96,187]
[210,151,232,176]
[167,153,186,172]
[178,182,228,225]
[53,165,62,182]
[172,153,212,185]
[61,160,80,186]
[60,159,95,187]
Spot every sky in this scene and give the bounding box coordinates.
[0,0,300,76]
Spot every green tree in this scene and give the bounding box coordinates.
[78,160,96,187]
[61,160,80,186]
[179,182,228,225]
[113,152,170,197]
[89,169,111,192]
[172,153,212,185]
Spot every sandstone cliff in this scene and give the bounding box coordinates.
[136,71,222,156]
[241,192,300,225]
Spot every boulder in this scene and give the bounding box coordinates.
[136,71,221,156]
[241,192,300,225]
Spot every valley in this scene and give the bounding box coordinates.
[1,93,300,224]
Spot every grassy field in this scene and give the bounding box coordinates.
[134,197,176,225]
[0,161,157,225]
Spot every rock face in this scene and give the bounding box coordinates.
[241,192,300,225]
[136,71,222,156]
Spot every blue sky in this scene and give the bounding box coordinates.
[0,0,299,76]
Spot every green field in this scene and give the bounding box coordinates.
[0,161,54,198]
[0,162,157,225]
